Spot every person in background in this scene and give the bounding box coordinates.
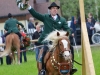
[70,16,77,45]
[32,24,42,73]
[86,18,95,44]
[20,29,27,63]
[28,17,35,39]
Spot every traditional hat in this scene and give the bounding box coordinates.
[8,13,12,18]
[48,2,60,9]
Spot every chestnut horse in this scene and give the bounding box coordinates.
[44,31,72,75]
[0,33,20,64]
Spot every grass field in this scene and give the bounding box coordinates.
[0,46,100,75]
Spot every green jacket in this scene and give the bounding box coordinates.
[29,8,71,43]
[4,18,24,33]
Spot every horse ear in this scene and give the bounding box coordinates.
[57,32,60,36]
[65,32,69,36]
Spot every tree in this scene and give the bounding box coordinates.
[60,0,99,20]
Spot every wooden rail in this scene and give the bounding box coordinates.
[79,0,96,75]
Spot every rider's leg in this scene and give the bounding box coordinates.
[38,45,48,75]
[38,48,44,71]
[42,45,48,69]
[4,32,10,37]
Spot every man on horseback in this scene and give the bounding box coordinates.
[28,2,77,75]
[4,13,24,39]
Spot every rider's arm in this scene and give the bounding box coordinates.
[4,22,8,31]
[28,6,45,22]
[16,20,24,28]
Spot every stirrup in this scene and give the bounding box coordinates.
[39,69,46,75]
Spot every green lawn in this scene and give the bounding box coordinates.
[0,46,100,75]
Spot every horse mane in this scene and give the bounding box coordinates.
[44,30,69,50]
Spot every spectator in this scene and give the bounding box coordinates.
[86,18,95,44]
[87,13,96,26]
[28,17,35,29]
[70,16,77,45]
[28,17,35,39]
[32,24,42,73]
[20,30,27,63]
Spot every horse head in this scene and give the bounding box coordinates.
[57,31,71,61]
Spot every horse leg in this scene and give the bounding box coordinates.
[12,51,16,64]
[8,53,13,64]
[16,46,20,64]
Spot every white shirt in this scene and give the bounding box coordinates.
[52,15,57,20]
[94,23,100,32]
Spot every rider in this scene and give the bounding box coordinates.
[28,2,77,75]
[4,13,24,39]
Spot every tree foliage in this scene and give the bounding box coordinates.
[60,0,100,20]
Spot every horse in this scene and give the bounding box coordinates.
[42,30,72,75]
[0,33,20,64]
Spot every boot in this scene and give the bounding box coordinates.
[39,63,46,75]
[39,69,46,75]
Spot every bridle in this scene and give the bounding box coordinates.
[57,39,71,56]
[50,38,72,75]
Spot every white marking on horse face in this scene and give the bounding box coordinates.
[61,39,68,49]
[64,51,70,56]
[61,40,70,60]
[63,51,70,60]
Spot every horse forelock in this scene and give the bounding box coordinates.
[44,30,69,49]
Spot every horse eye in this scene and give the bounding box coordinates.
[49,41,53,45]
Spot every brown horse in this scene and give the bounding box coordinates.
[44,31,72,75]
[0,33,20,64]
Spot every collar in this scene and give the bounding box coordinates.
[52,15,57,20]
[49,14,60,20]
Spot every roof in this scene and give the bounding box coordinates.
[0,0,33,18]
[34,2,50,14]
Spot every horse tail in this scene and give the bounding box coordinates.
[0,34,13,57]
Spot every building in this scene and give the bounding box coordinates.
[0,0,60,36]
